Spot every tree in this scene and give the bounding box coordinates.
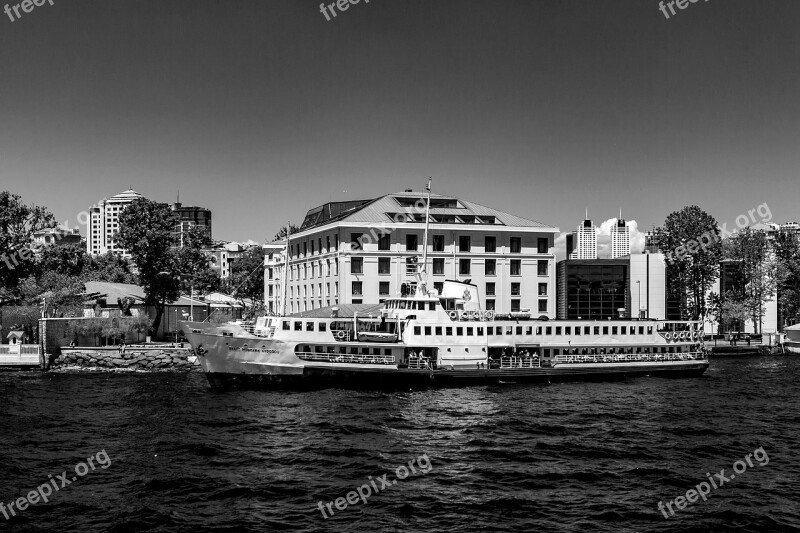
[82,252,138,284]
[18,272,85,317]
[115,198,181,336]
[0,191,56,290]
[173,226,217,295]
[652,206,722,320]
[720,291,750,334]
[273,224,299,242]
[226,246,266,319]
[722,228,777,334]
[36,242,87,278]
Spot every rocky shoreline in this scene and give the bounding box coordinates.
[53,347,201,371]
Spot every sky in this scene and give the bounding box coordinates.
[1,0,798,250]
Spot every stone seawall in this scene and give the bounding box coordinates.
[53,347,201,371]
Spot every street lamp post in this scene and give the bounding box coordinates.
[636,280,641,319]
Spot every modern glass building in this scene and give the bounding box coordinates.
[557,259,630,320]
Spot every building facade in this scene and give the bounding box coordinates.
[170,202,212,247]
[611,216,631,259]
[87,189,144,256]
[568,218,598,259]
[266,190,559,316]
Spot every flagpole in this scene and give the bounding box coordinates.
[420,178,432,293]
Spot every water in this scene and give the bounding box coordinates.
[1,358,799,532]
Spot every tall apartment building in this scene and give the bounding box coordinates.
[87,190,212,256]
[265,190,559,317]
[568,216,598,260]
[87,189,144,256]
[610,214,631,259]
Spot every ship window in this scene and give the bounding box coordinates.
[328,346,335,353]
[546,327,552,335]
[487,327,494,336]
[350,347,359,354]
[339,347,347,354]
[648,326,654,335]
[506,326,513,335]
[603,327,609,335]
[414,326,421,335]
[536,327,542,335]
[639,326,645,335]
[612,327,618,335]
[302,345,311,352]
[467,327,473,336]
[429,302,436,311]
[526,326,532,335]
[446,327,453,336]
[435,327,442,335]
[319,323,327,332]
[373,348,381,355]
[283,321,290,330]
[594,326,600,335]
[516,326,522,335]
[477,327,484,336]
[457,327,463,336]
[314,346,323,353]
[565,326,571,335]
[295,321,302,331]
[621,326,626,335]
[362,348,370,355]
[307,322,315,331]
[385,349,392,356]
[425,327,432,335]
[544,349,550,357]
[574,327,580,336]
[556,327,562,335]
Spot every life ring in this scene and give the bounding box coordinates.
[665,333,672,341]
[485,311,495,321]
[336,330,346,340]
[448,311,458,320]
[680,332,687,340]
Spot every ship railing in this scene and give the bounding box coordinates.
[499,356,540,368]
[296,352,396,365]
[407,357,433,370]
[554,352,705,364]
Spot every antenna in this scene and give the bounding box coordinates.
[585,207,588,220]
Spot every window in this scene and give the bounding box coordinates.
[352,299,362,304]
[433,235,445,252]
[434,282,443,295]
[603,326,609,335]
[486,282,495,296]
[565,326,571,335]
[433,258,445,275]
[585,326,591,335]
[594,326,600,335]
[425,326,432,335]
[459,258,471,275]
[546,326,552,335]
[538,300,548,312]
[459,236,471,252]
[351,257,363,274]
[485,236,496,253]
[466,327,473,336]
[537,238,548,253]
[326,236,330,252]
[303,242,308,256]
[351,233,363,250]
[538,283,547,296]
[446,327,453,336]
[352,281,363,296]
[379,281,390,295]
[406,234,418,251]
[510,237,521,253]
[485,259,496,276]
[414,326,421,335]
[511,260,521,276]
[378,233,390,251]
[486,299,495,310]
[511,282,520,296]
[556,327,562,335]
[379,257,391,275]
[511,299,521,312]
[575,327,580,336]
[435,327,442,335]
[538,260,548,276]
[311,240,315,255]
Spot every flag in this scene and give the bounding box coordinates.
[425,178,431,191]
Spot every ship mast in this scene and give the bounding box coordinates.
[280,223,290,317]
[417,177,432,296]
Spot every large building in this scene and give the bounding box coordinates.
[568,216,598,259]
[208,242,253,279]
[556,253,666,320]
[611,213,631,259]
[265,190,559,316]
[87,189,144,256]
[87,190,212,256]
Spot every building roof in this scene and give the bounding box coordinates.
[7,331,24,339]
[289,303,384,319]
[296,190,556,234]
[109,189,143,202]
[83,281,205,307]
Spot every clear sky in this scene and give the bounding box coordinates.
[1,0,798,245]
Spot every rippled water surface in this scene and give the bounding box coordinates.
[1,357,799,532]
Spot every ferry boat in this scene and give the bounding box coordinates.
[181,181,709,389]
[785,323,800,355]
